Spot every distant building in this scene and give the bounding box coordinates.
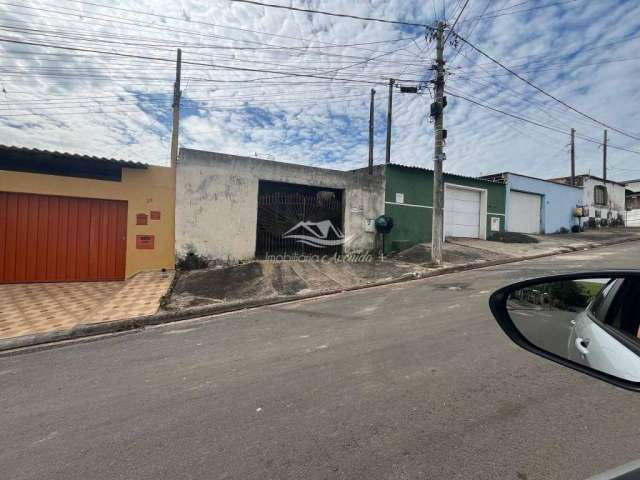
[626,192,640,211]
[383,164,506,253]
[549,174,626,224]
[622,179,640,193]
[622,179,640,211]
[481,172,582,234]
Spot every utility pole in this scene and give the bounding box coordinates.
[570,127,575,186]
[603,129,608,183]
[431,21,446,265]
[170,48,182,169]
[369,88,375,174]
[385,78,394,164]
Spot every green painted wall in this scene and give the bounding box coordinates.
[383,165,506,253]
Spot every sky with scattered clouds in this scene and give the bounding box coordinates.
[1,0,639,181]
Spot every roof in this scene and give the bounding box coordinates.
[548,174,626,187]
[0,144,147,169]
[480,171,582,189]
[621,178,640,185]
[0,144,149,182]
[387,163,502,185]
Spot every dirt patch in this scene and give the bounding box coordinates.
[163,258,429,311]
[271,263,308,295]
[390,241,508,265]
[390,243,431,264]
[488,232,539,244]
[166,262,276,309]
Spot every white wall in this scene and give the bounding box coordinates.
[176,149,385,262]
[581,177,626,221]
[506,173,582,233]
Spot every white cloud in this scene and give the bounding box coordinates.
[1,0,639,181]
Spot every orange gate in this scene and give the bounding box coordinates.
[0,192,127,283]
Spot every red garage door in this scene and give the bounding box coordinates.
[0,192,127,283]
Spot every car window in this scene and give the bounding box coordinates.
[605,279,640,339]
[588,279,620,322]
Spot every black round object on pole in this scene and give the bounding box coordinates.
[375,215,394,234]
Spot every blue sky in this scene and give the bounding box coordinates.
[1,0,639,181]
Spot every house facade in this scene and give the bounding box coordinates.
[550,174,626,224]
[175,148,385,263]
[622,179,640,211]
[383,164,506,253]
[0,145,175,283]
[623,179,640,193]
[175,152,510,261]
[481,172,582,234]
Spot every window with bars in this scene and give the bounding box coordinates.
[594,185,608,206]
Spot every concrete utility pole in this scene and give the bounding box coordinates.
[170,48,182,169]
[603,129,608,183]
[570,127,575,186]
[431,21,446,265]
[385,78,394,164]
[369,88,375,174]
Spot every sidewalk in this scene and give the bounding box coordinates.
[0,271,173,341]
[1,228,638,353]
[447,228,640,263]
[164,228,640,310]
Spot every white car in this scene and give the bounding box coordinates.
[491,272,640,479]
[568,278,640,382]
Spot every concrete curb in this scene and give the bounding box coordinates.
[1,236,638,356]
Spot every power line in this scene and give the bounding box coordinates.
[459,0,582,22]
[469,33,640,69]
[4,1,424,61]
[0,37,392,85]
[444,0,471,43]
[228,0,434,29]
[453,32,640,142]
[447,0,492,67]
[445,89,640,156]
[0,19,428,66]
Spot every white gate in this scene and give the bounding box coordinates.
[626,210,640,227]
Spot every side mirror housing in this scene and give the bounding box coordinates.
[490,271,640,392]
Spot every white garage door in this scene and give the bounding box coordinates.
[445,186,481,238]
[508,190,542,234]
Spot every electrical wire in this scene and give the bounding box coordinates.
[458,0,582,22]
[228,0,433,29]
[445,89,640,156]
[0,37,394,85]
[453,32,640,142]
[444,0,471,43]
[34,0,426,58]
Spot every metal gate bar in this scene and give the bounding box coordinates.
[256,184,343,257]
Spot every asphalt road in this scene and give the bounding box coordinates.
[3,242,640,480]
[510,305,577,358]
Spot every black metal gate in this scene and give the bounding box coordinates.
[256,181,344,257]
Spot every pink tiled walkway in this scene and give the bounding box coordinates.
[0,271,174,339]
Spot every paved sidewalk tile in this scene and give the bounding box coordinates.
[91,271,174,322]
[0,271,174,340]
[0,282,123,338]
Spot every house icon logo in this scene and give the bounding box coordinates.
[282,220,351,248]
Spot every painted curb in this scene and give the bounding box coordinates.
[1,236,638,356]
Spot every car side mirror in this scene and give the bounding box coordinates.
[489,272,640,392]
